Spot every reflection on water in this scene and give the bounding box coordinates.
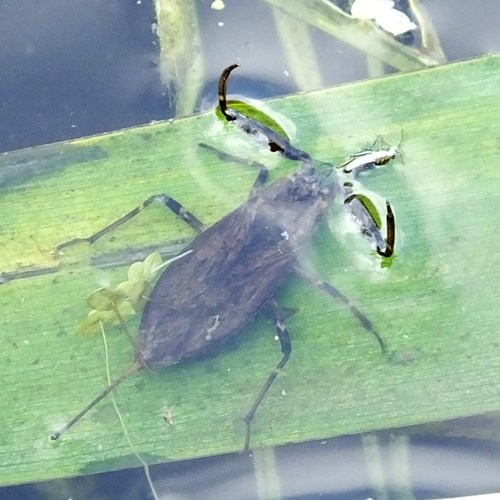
[2,0,499,154]
[2,428,499,499]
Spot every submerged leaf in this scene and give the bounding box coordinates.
[216,100,290,140]
[354,194,383,229]
[79,252,165,334]
[86,287,128,311]
[79,302,135,335]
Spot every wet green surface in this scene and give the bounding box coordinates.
[1,55,499,485]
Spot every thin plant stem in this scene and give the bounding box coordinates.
[100,321,159,500]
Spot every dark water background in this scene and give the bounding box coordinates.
[1,0,500,498]
[2,0,499,155]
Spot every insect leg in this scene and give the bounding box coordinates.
[344,194,395,258]
[218,63,239,121]
[154,194,207,234]
[198,142,268,196]
[294,267,387,352]
[218,64,311,161]
[57,194,206,251]
[243,299,292,451]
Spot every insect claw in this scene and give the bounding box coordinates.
[218,63,240,121]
